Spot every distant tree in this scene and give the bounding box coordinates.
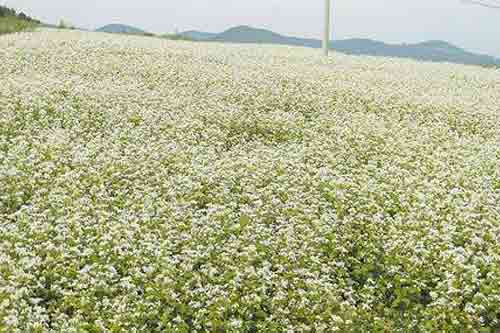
[0,5,16,17]
[0,5,40,22]
[18,12,29,21]
[59,19,74,29]
[0,5,40,35]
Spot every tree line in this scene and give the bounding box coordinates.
[0,5,41,23]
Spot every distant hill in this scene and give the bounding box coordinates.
[332,39,500,66]
[212,26,294,44]
[182,25,500,67]
[180,30,218,41]
[182,26,320,47]
[96,24,147,35]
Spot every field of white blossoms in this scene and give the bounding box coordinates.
[0,29,499,332]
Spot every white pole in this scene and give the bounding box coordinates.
[323,0,331,56]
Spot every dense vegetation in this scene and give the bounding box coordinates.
[0,5,39,35]
[1,29,499,332]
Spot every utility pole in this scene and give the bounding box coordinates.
[323,0,331,56]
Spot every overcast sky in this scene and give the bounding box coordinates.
[4,0,500,57]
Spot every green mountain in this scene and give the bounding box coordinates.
[180,30,218,41]
[212,25,292,44]
[182,25,500,67]
[332,39,499,66]
[96,24,147,35]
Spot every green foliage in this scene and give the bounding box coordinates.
[0,16,37,35]
[0,5,16,17]
[1,29,500,332]
[0,5,40,22]
[0,5,39,35]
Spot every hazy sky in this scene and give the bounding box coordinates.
[4,0,500,57]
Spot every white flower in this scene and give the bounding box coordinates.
[0,27,498,332]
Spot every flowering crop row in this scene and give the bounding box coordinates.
[0,29,499,332]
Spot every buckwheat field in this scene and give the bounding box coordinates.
[1,29,499,332]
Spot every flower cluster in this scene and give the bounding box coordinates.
[0,29,499,332]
